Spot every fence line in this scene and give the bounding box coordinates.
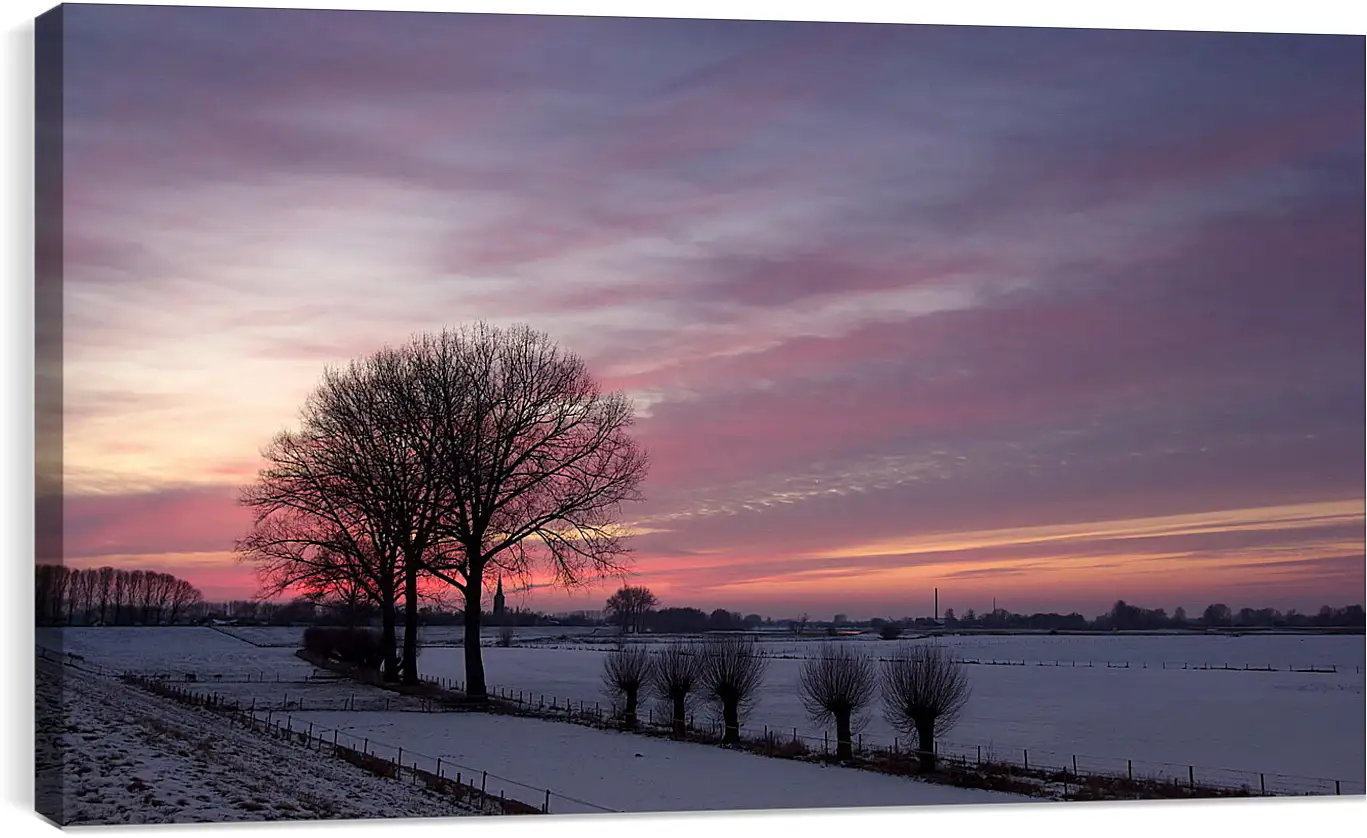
[41,646,1364,802]
[446,678,1364,800]
[117,673,618,816]
[508,644,1358,674]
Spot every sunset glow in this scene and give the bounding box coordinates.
[45,6,1365,617]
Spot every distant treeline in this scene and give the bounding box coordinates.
[927,601,1366,632]
[178,594,1367,634]
[35,564,204,626]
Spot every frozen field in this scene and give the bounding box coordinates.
[198,625,1365,671]
[40,627,1366,796]
[288,708,1024,813]
[415,643,1365,790]
[35,657,478,824]
[38,626,316,680]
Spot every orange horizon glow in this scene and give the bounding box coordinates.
[48,8,1365,618]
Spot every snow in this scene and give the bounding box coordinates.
[415,638,1366,792]
[37,626,315,680]
[43,627,1366,806]
[287,709,1025,814]
[35,657,480,824]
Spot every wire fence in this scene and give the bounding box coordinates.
[117,673,618,816]
[514,643,1359,674]
[41,645,1365,803]
[439,678,1364,800]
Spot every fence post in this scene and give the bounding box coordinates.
[1072,755,1077,775]
[363,737,368,755]
[1189,765,1194,789]
[1336,780,1341,795]
[1023,749,1028,770]
[481,771,487,794]
[437,758,442,778]
[1127,759,1132,780]
[543,789,550,814]
[1260,773,1265,793]
[977,745,981,765]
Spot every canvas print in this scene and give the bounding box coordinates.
[33,1,1366,826]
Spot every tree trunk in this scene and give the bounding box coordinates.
[916,721,937,773]
[835,712,854,760]
[380,591,399,683]
[402,558,420,685]
[624,687,638,729]
[463,582,487,699]
[671,695,687,738]
[722,700,741,745]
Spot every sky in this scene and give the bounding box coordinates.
[45,4,1365,619]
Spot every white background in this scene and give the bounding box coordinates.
[3,1,1364,837]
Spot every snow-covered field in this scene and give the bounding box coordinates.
[196,625,1366,671]
[413,642,1364,791]
[39,627,1366,804]
[35,656,479,824]
[38,626,317,680]
[290,709,1023,813]
[38,628,1028,816]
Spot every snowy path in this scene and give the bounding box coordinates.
[297,709,1030,814]
[35,660,480,825]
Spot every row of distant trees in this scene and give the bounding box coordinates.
[605,588,765,634]
[928,601,1366,632]
[34,564,204,626]
[602,586,1366,635]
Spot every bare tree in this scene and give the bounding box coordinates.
[605,585,658,634]
[34,564,62,624]
[128,569,147,623]
[700,636,769,744]
[799,643,877,760]
[149,572,176,623]
[111,569,127,625]
[241,505,404,680]
[238,346,443,683]
[652,642,704,737]
[602,644,653,728]
[397,324,650,700]
[95,566,115,624]
[74,569,98,625]
[881,644,971,772]
[167,578,203,623]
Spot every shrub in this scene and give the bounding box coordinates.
[303,626,386,670]
[496,626,515,647]
[879,623,903,641]
[759,728,810,758]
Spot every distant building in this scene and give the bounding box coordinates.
[493,576,506,618]
[833,613,848,625]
